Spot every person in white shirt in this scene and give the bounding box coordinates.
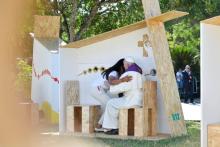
[90,58,132,131]
[176,68,183,95]
[101,57,143,135]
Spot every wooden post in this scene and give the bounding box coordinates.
[66,105,74,132]
[142,0,187,136]
[119,108,128,136]
[134,108,144,137]
[119,108,135,136]
[143,81,157,136]
[19,102,39,126]
[65,80,80,105]
[82,106,100,133]
[208,124,220,147]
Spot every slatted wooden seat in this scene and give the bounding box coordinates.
[119,80,157,137]
[66,105,101,134]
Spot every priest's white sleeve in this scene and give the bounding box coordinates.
[109,71,142,94]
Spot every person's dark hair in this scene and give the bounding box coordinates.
[102,58,125,80]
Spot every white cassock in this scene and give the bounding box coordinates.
[102,71,143,129]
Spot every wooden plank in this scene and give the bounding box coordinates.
[143,81,157,109]
[65,80,80,105]
[141,0,161,18]
[34,15,60,39]
[81,105,100,134]
[91,106,101,132]
[134,108,144,137]
[147,108,157,136]
[147,11,188,23]
[19,102,39,126]
[62,20,147,48]
[61,10,187,49]
[147,21,187,136]
[82,106,90,133]
[19,103,31,125]
[66,106,74,132]
[143,81,157,136]
[142,0,187,137]
[119,109,128,136]
[31,103,39,126]
[201,16,220,26]
[208,124,220,147]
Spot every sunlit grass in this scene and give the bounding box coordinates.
[99,121,200,147]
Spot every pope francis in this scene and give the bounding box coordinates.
[102,57,143,135]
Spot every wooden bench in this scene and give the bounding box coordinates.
[66,105,101,134]
[119,80,157,137]
[208,123,220,147]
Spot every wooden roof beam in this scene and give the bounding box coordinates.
[201,16,220,26]
[146,10,188,24]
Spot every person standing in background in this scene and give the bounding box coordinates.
[176,68,183,97]
[182,65,191,103]
[188,66,194,104]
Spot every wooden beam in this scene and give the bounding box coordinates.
[66,106,74,132]
[141,0,161,18]
[201,16,220,26]
[119,108,128,136]
[147,21,187,136]
[19,102,39,126]
[143,81,157,136]
[34,15,60,39]
[62,20,147,48]
[134,108,144,137]
[142,0,187,137]
[65,80,80,105]
[147,11,188,23]
[143,81,157,109]
[208,124,220,147]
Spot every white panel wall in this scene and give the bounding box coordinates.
[59,28,170,134]
[201,23,220,147]
[31,39,60,113]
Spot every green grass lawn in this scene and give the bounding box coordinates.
[98,121,200,147]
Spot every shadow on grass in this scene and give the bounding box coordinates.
[99,121,200,147]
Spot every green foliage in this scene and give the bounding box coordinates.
[167,20,200,74]
[32,0,220,79]
[161,0,220,76]
[16,59,32,99]
[83,0,144,39]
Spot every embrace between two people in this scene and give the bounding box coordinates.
[90,57,143,135]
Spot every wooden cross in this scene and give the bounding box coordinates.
[138,34,151,57]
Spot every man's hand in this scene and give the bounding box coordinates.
[121,75,132,82]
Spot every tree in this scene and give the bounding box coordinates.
[35,0,144,42]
